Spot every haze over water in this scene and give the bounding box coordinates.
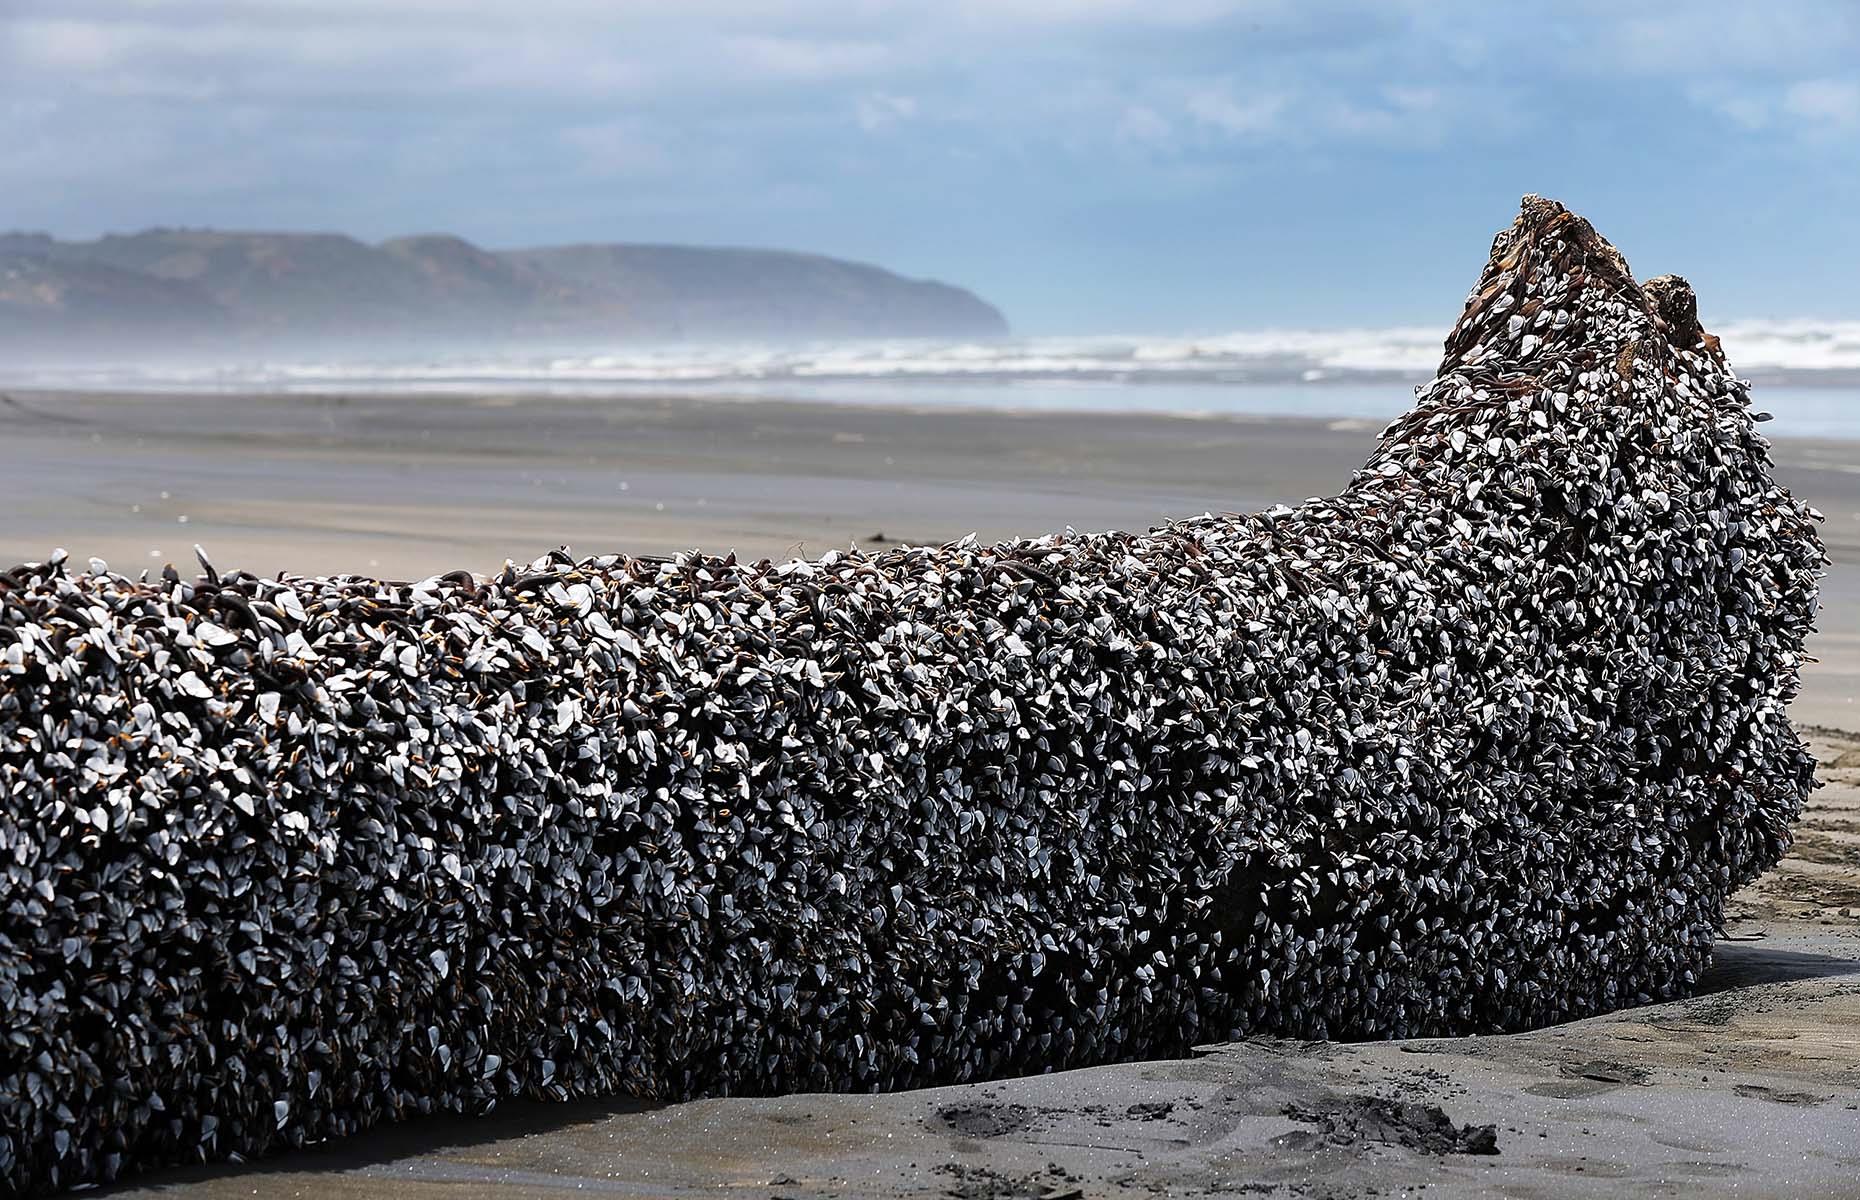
[17,317,1860,438]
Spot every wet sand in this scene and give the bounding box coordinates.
[4,389,1857,1197]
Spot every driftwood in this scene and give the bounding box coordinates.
[0,197,1822,1193]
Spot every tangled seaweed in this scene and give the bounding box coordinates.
[0,197,1822,1193]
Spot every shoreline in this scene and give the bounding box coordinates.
[13,376,1860,439]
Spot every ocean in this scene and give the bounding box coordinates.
[13,319,1860,438]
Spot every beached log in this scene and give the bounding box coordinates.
[0,196,1822,1193]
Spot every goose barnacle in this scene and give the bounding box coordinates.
[0,197,1823,1194]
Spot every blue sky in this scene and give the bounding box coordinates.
[3,1,1858,333]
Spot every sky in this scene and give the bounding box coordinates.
[3,1,1859,334]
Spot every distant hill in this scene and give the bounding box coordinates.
[0,228,1008,352]
[501,243,1007,339]
[0,254,226,338]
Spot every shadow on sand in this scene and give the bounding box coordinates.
[1698,939,1860,992]
[91,1094,663,1196]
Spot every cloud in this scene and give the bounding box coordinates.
[945,0,1265,26]
[1114,104,1174,147]
[854,91,918,132]
[1580,1,1860,133]
[559,120,669,177]
[1688,86,1773,131]
[1685,75,1860,134]
[1600,1,1860,75]
[8,17,129,69]
[1167,79,1468,150]
[1184,85,1285,137]
[725,34,891,82]
[1,10,886,103]
[1784,78,1860,125]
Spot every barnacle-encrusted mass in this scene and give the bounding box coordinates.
[0,198,1823,1194]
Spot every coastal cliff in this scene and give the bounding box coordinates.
[0,228,1008,350]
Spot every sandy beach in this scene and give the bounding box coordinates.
[4,388,1857,1198]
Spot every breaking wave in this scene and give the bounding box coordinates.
[12,319,1860,433]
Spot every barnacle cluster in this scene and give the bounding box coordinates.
[0,198,1822,1193]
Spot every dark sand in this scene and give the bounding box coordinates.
[3,389,1856,1198]
[0,388,1379,574]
